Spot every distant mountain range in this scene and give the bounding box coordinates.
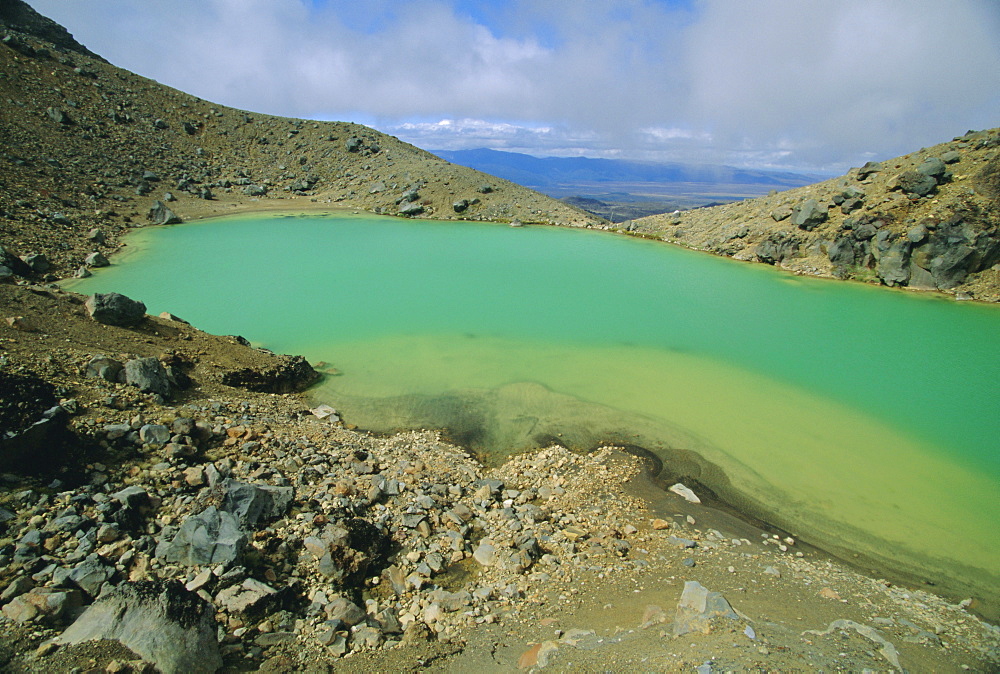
[433,148,822,191]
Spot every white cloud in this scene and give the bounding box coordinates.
[27,0,1000,171]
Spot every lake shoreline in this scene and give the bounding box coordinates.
[72,208,1000,624]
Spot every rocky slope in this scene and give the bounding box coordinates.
[1,3,999,672]
[0,9,599,281]
[629,131,1000,301]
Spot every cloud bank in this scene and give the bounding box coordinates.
[29,0,1000,171]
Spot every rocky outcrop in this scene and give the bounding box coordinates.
[85,292,146,326]
[221,354,319,393]
[58,580,222,674]
[0,372,75,473]
[634,129,1000,300]
[0,0,105,61]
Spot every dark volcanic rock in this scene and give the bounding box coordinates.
[156,505,247,566]
[755,232,799,264]
[790,199,828,231]
[85,292,146,326]
[221,355,319,393]
[893,171,937,197]
[219,478,294,528]
[0,0,106,60]
[58,580,222,674]
[399,202,424,216]
[1,245,32,277]
[123,357,171,397]
[148,200,181,225]
[876,239,912,286]
[0,373,74,473]
[827,236,857,269]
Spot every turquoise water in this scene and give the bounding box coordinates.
[70,211,1000,602]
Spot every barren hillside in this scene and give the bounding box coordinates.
[630,130,1000,301]
[0,7,599,280]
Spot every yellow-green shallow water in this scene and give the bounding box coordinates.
[68,212,1000,605]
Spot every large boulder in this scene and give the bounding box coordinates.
[876,239,911,286]
[0,244,32,277]
[147,200,181,226]
[399,202,424,216]
[219,478,294,527]
[220,355,318,393]
[672,581,739,636]
[790,199,828,231]
[755,232,799,264]
[85,292,146,326]
[155,505,247,567]
[827,236,857,269]
[124,357,171,397]
[892,170,937,197]
[58,580,222,674]
[0,372,74,473]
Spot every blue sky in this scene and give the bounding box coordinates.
[29,0,1000,172]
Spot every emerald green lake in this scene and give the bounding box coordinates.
[70,211,1000,604]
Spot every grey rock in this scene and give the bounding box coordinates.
[325,596,365,626]
[148,200,181,225]
[351,625,384,649]
[852,221,878,241]
[907,224,928,243]
[46,107,71,125]
[155,506,246,566]
[929,243,978,289]
[86,292,146,326]
[124,357,171,396]
[219,478,294,527]
[473,541,497,566]
[399,202,424,216]
[453,199,470,213]
[243,184,267,196]
[346,137,363,152]
[770,204,793,222]
[876,239,911,286]
[1,245,32,276]
[893,171,937,197]
[22,253,49,273]
[828,237,856,268]
[940,150,961,164]
[803,619,902,671]
[790,199,828,231]
[1,576,33,602]
[857,161,882,179]
[84,251,110,267]
[917,157,947,179]
[375,607,402,634]
[840,197,864,215]
[478,184,493,194]
[215,578,278,615]
[112,485,151,510]
[139,424,171,446]
[74,266,92,278]
[673,581,739,636]
[58,580,221,674]
[755,233,798,264]
[2,587,81,623]
[87,228,105,243]
[153,118,168,129]
[68,555,113,598]
[183,121,197,135]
